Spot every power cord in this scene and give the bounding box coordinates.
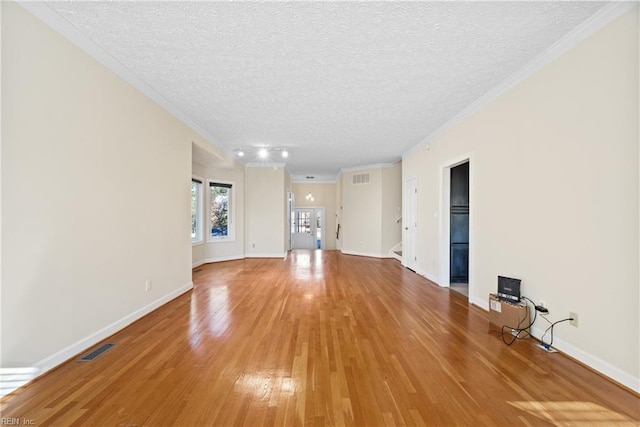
[492,294,575,350]
[540,317,573,349]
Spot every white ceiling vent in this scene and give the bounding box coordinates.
[352,173,371,185]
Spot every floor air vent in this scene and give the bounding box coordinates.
[78,343,115,362]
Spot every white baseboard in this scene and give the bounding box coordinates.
[193,255,244,268]
[245,252,287,259]
[529,325,640,393]
[414,267,440,285]
[34,282,193,377]
[469,295,489,311]
[406,269,638,392]
[472,300,639,393]
[341,249,393,259]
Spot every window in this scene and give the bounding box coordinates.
[209,181,233,240]
[191,178,203,243]
[294,211,311,234]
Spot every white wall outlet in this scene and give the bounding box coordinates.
[570,312,578,327]
[145,279,152,292]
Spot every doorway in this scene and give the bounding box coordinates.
[450,162,469,296]
[291,207,325,250]
[440,155,473,300]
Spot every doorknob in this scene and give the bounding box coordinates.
[404,227,408,230]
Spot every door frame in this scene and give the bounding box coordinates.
[439,153,474,297]
[402,176,418,271]
[292,206,326,250]
[287,190,294,250]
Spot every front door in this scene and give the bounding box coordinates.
[292,208,324,249]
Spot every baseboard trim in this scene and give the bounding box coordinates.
[245,253,287,259]
[193,255,244,268]
[469,295,489,311]
[34,282,193,377]
[474,299,639,393]
[414,267,440,286]
[341,250,393,259]
[529,325,640,394]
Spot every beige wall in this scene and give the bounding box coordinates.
[341,168,383,256]
[381,162,402,254]
[292,182,338,250]
[340,164,402,257]
[1,3,209,368]
[244,166,286,257]
[191,161,245,266]
[403,8,639,389]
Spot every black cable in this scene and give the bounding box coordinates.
[540,317,573,348]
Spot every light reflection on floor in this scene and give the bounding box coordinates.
[189,285,231,348]
[291,250,324,281]
[208,286,230,337]
[233,371,297,399]
[509,401,638,425]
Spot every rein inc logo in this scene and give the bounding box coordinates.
[1,419,35,426]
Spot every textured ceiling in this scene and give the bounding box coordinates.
[44,1,608,179]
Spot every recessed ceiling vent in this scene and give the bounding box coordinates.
[352,173,370,185]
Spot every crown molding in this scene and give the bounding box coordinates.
[17,1,233,159]
[402,1,638,159]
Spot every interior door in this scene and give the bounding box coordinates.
[404,178,418,271]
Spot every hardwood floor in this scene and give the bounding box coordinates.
[1,250,638,426]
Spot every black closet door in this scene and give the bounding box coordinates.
[450,162,469,283]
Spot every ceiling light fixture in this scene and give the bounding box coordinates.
[234,147,291,161]
[305,192,314,202]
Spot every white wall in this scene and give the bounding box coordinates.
[1,2,215,370]
[292,182,338,250]
[403,8,639,391]
[244,166,286,257]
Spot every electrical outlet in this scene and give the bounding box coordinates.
[145,279,152,292]
[570,312,578,327]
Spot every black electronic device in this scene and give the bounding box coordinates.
[497,276,521,303]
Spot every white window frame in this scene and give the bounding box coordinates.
[207,179,236,242]
[191,176,204,245]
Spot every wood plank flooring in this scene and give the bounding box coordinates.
[1,250,639,426]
